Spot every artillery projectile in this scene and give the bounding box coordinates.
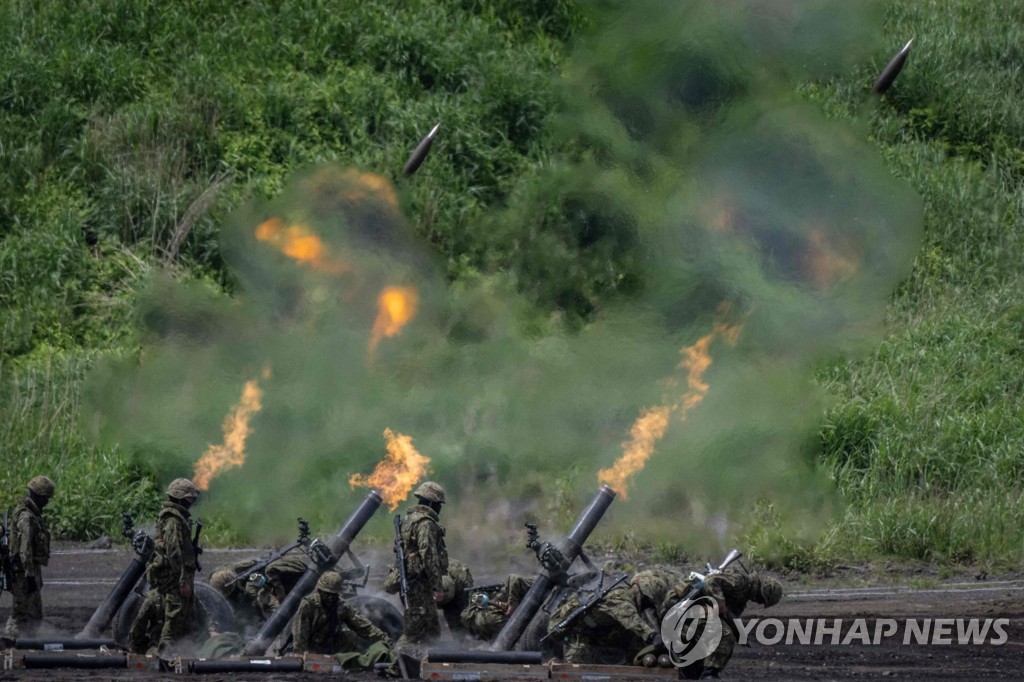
[402,123,440,176]
[243,489,383,655]
[872,39,913,94]
[489,485,617,652]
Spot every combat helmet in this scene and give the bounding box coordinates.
[757,575,783,607]
[441,559,473,605]
[167,478,200,502]
[316,571,344,594]
[631,570,670,611]
[210,569,237,596]
[27,475,55,498]
[414,481,446,504]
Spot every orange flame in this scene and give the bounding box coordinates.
[193,371,269,491]
[349,429,431,510]
[255,217,350,275]
[598,321,742,497]
[368,286,420,354]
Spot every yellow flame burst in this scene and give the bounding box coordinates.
[255,217,350,275]
[368,286,420,355]
[193,370,270,491]
[349,429,431,510]
[598,321,742,497]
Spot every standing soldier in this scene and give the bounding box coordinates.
[391,481,449,659]
[292,571,392,668]
[130,478,203,656]
[3,476,54,640]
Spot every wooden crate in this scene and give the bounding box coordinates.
[303,653,345,673]
[550,663,679,681]
[420,661,551,680]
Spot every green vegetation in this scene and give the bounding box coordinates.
[2,0,1022,567]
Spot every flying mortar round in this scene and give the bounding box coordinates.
[872,38,913,94]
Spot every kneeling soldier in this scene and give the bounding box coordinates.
[292,571,393,668]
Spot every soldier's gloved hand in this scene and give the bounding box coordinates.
[24,576,38,594]
[433,591,445,604]
[180,582,193,599]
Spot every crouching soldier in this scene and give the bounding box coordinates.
[292,571,393,670]
[437,559,474,641]
[662,568,782,679]
[460,574,534,641]
[3,476,55,640]
[549,570,670,665]
[210,554,308,632]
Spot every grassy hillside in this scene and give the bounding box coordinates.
[2,0,1022,563]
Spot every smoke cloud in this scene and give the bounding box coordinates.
[84,0,920,559]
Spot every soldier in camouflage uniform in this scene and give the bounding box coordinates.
[130,478,204,656]
[436,559,474,640]
[548,570,671,665]
[662,568,782,679]
[390,481,449,658]
[460,574,534,641]
[3,476,54,640]
[210,554,309,631]
[292,571,392,666]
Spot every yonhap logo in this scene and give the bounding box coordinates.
[661,595,723,667]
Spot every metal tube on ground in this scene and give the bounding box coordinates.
[77,555,148,639]
[489,485,617,652]
[243,489,384,655]
[427,650,543,665]
[21,653,127,669]
[190,658,304,673]
[15,638,117,651]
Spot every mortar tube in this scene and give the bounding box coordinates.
[489,485,616,651]
[190,658,304,673]
[77,553,149,639]
[428,649,543,665]
[243,489,383,655]
[15,638,117,650]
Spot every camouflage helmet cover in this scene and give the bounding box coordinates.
[631,570,670,609]
[414,481,446,504]
[27,475,55,498]
[167,477,200,501]
[758,575,783,607]
[210,569,237,595]
[316,571,344,594]
[440,559,473,604]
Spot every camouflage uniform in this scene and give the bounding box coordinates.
[662,569,782,676]
[292,573,391,657]
[549,570,670,665]
[438,559,473,639]
[210,554,308,629]
[460,574,534,641]
[4,478,53,639]
[392,483,448,657]
[131,479,203,655]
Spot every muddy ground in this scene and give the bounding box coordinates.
[2,543,1023,680]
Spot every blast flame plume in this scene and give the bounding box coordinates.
[598,321,742,497]
[255,217,350,275]
[368,286,420,355]
[349,429,431,510]
[193,369,270,491]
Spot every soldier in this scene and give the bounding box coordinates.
[292,571,392,668]
[3,476,54,640]
[662,568,782,679]
[130,477,204,656]
[548,570,670,665]
[460,574,534,641]
[209,554,309,631]
[390,481,448,659]
[437,559,473,640]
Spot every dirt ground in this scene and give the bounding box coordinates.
[2,543,1023,681]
